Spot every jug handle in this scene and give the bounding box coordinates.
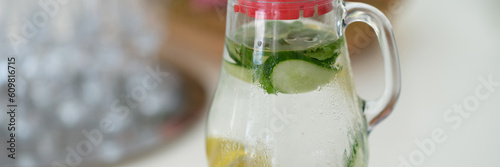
[343,2,401,133]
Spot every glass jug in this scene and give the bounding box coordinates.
[206,0,401,166]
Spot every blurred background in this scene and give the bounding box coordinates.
[0,0,499,167]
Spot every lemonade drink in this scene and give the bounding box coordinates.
[207,21,368,167]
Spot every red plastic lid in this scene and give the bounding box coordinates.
[234,0,333,20]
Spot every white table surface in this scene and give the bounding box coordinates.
[126,0,500,166]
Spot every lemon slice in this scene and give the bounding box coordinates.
[207,137,270,167]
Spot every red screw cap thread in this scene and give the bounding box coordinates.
[234,0,333,20]
[234,4,240,12]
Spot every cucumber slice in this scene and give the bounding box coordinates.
[225,39,243,65]
[226,38,269,68]
[258,51,339,94]
[224,21,346,94]
[302,37,344,60]
[346,135,365,167]
[270,60,336,94]
[223,61,253,83]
